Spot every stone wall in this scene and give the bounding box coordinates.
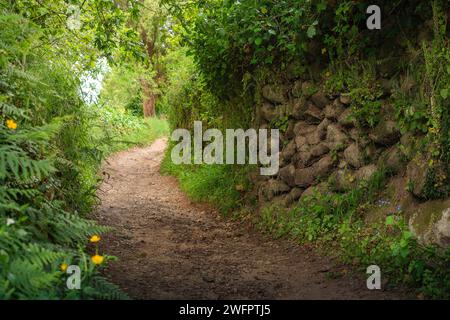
[250,78,449,247]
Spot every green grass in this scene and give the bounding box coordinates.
[160,146,251,214]
[102,117,169,155]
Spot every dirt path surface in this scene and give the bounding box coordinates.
[94,138,405,300]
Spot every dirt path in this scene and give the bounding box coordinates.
[94,138,404,300]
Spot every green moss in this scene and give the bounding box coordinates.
[410,200,450,238]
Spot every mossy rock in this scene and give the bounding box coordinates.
[408,199,450,247]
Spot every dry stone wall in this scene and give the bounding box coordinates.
[250,78,449,247]
[254,80,402,204]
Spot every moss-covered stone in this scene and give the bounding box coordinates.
[408,199,450,247]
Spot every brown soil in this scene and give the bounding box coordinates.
[94,138,407,300]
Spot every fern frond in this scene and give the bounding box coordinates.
[0,145,55,181]
[87,276,130,300]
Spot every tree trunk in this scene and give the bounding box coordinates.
[141,79,155,118]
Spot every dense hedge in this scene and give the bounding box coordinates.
[165,1,439,94]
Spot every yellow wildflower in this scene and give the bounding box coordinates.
[90,235,101,243]
[91,254,104,265]
[428,127,438,134]
[321,48,327,55]
[261,7,268,14]
[6,119,17,130]
[60,263,68,272]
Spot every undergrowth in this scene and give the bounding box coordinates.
[160,145,250,215]
[255,171,450,299]
[94,106,169,156]
[0,9,161,299]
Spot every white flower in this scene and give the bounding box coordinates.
[6,218,15,226]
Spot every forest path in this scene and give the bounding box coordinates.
[94,138,403,299]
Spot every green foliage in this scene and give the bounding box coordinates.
[390,2,450,197]
[325,61,383,127]
[255,170,450,298]
[162,0,434,96]
[271,115,289,133]
[164,0,328,97]
[392,90,430,135]
[322,0,363,59]
[422,10,450,192]
[0,3,143,299]
[101,0,174,120]
[422,167,450,200]
[156,48,217,130]
[100,63,151,117]
[157,47,251,131]
[161,145,250,215]
[93,104,169,155]
[337,215,450,299]
[1,0,144,65]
